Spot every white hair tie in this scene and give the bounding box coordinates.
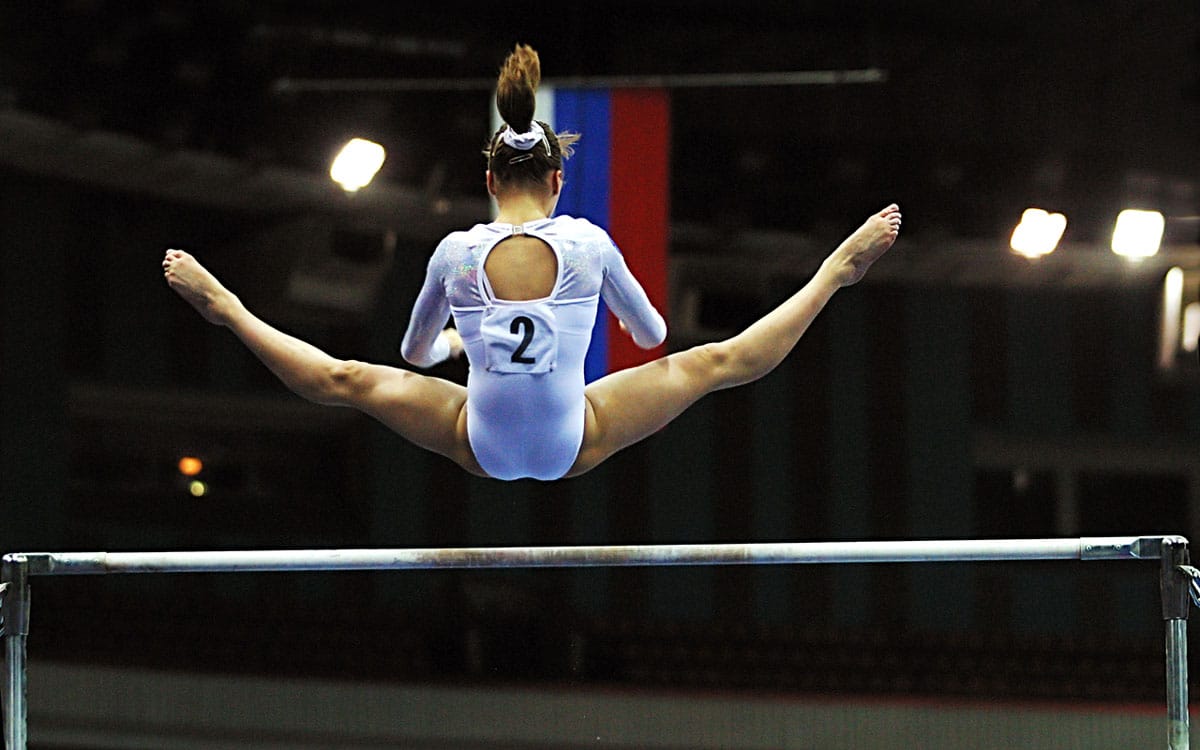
[500,121,551,155]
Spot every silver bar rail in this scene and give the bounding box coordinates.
[1,535,1192,750]
[5,535,1169,576]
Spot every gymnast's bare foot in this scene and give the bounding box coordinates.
[824,204,902,287]
[162,249,239,325]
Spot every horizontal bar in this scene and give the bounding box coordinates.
[271,68,888,94]
[4,537,1178,577]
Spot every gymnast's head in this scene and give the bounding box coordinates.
[485,44,580,206]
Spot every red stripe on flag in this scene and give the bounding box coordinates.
[608,88,670,372]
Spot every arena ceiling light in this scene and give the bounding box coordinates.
[1157,266,1200,373]
[330,138,386,193]
[1111,209,1164,259]
[1009,208,1067,259]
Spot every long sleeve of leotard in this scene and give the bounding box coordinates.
[400,245,453,368]
[600,243,667,349]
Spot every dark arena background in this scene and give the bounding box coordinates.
[2,2,1200,748]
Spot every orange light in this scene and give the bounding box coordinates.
[177,456,204,476]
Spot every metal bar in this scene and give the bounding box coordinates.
[1161,537,1192,749]
[1166,619,1189,750]
[2,555,29,750]
[1,636,24,750]
[5,536,1164,577]
[272,68,888,94]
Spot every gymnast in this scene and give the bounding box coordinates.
[163,44,901,481]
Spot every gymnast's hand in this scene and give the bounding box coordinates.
[440,328,464,359]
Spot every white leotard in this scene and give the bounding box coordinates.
[400,216,667,480]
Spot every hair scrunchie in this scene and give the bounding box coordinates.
[499,121,551,155]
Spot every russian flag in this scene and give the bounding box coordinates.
[527,86,671,382]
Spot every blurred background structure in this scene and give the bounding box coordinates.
[2,1,1200,747]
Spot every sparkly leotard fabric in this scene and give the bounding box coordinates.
[401,216,666,480]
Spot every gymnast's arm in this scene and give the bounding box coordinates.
[399,246,458,368]
[600,243,667,349]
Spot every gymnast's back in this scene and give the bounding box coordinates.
[401,215,666,480]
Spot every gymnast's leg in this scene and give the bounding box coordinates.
[568,205,901,476]
[162,250,486,476]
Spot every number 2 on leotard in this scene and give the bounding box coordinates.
[510,315,536,364]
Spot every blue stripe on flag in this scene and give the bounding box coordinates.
[554,89,612,384]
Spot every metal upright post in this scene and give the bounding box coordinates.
[1,555,30,750]
[1160,537,1191,750]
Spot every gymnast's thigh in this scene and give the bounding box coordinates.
[351,363,485,476]
[568,346,721,476]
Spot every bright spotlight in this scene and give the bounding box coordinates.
[1157,266,1200,373]
[1160,267,1185,369]
[1010,208,1067,258]
[177,456,203,477]
[330,138,386,193]
[1111,209,1164,259]
[1184,302,1200,354]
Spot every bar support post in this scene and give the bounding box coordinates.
[1160,537,1190,750]
[1,555,29,750]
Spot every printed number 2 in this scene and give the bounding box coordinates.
[510,316,536,364]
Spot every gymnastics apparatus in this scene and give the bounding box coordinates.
[3,536,1198,749]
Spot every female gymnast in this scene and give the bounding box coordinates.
[163,44,901,481]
